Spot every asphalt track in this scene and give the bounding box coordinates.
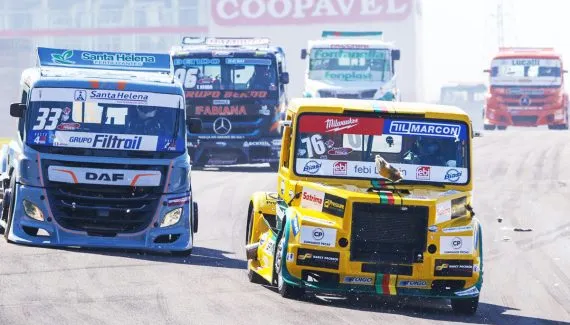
[0,128,569,325]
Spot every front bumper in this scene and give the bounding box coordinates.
[6,184,193,252]
[485,106,567,126]
[189,138,281,165]
[278,218,483,299]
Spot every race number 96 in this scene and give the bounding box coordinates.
[174,68,199,89]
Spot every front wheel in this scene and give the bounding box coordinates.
[497,125,507,130]
[275,237,305,299]
[451,296,479,315]
[483,124,496,130]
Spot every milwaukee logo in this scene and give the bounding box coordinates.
[325,118,359,132]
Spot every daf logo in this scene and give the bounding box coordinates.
[213,117,231,135]
[520,96,531,106]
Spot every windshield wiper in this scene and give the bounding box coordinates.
[170,108,181,143]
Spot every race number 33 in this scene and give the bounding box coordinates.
[33,107,62,130]
[174,68,199,88]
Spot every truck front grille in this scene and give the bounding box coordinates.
[350,203,429,264]
[47,185,161,236]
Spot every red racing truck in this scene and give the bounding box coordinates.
[483,47,569,130]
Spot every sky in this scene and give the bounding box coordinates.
[423,0,570,101]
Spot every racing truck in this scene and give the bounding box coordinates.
[170,37,289,169]
[245,98,483,315]
[439,82,487,131]
[483,47,569,130]
[301,31,400,100]
[0,47,202,255]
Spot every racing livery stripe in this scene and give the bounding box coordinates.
[376,274,397,295]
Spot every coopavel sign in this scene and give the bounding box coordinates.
[212,0,413,25]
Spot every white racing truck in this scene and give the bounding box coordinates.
[301,31,400,101]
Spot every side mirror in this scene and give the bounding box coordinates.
[10,103,25,118]
[392,49,401,61]
[186,118,202,134]
[300,49,307,60]
[483,69,491,73]
[280,72,289,85]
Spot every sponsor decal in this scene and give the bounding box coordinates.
[375,273,398,295]
[473,263,480,273]
[195,105,247,116]
[303,160,322,174]
[451,197,467,218]
[286,253,295,262]
[56,122,80,131]
[259,104,271,116]
[74,90,86,101]
[442,225,473,233]
[325,139,335,148]
[300,226,336,247]
[264,238,275,254]
[398,280,428,288]
[47,166,161,187]
[298,115,384,135]
[243,141,271,147]
[454,286,480,297]
[89,90,148,104]
[296,248,339,270]
[291,214,300,236]
[322,194,346,217]
[440,236,474,255]
[386,120,465,140]
[213,99,230,105]
[185,90,269,99]
[416,166,431,180]
[211,0,413,26]
[328,147,353,156]
[276,204,285,219]
[300,188,325,211]
[332,161,348,175]
[445,169,463,183]
[434,259,474,277]
[436,200,452,223]
[343,276,374,285]
[272,139,282,146]
[53,131,158,151]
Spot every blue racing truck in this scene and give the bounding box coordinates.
[0,47,201,255]
[170,37,289,169]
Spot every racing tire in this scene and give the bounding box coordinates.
[171,249,192,257]
[451,296,479,315]
[548,124,568,130]
[3,178,16,241]
[275,237,305,299]
[497,125,507,130]
[483,124,496,131]
[247,267,266,284]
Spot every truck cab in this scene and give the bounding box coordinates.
[170,37,289,169]
[439,82,487,131]
[301,31,401,101]
[483,47,569,130]
[245,98,483,315]
[0,47,200,255]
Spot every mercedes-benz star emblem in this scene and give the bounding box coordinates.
[520,96,531,106]
[213,117,232,135]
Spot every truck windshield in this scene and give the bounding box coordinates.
[294,114,470,185]
[26,88,185,152]
[308,48,392,82]
[490,58,562,86]
[174,55,278,91]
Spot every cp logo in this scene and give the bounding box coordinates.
[312,228,324,240]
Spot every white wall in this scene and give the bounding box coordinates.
[206,0,424,101]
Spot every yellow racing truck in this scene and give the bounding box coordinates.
[245,98,483,315]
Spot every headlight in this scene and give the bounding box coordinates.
[161,208,182,227]
[23,199,44,221]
